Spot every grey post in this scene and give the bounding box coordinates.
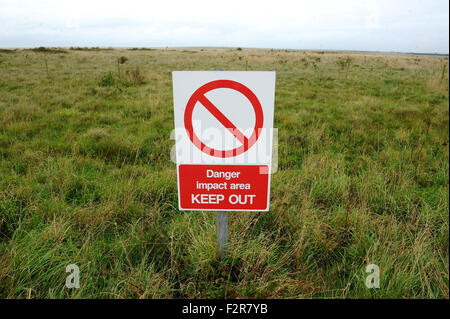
[212,68,228,259]
[217,211,228,259]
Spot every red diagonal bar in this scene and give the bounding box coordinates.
[197,94,249,146]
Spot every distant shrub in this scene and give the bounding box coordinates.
[116,56,128,80]
[0,49,15,54]
[236,47,242,51]
[124,67,146,85]
[30,47,67,54]
[336,56,353,80]
[336,57,353,70]
[99,72,116,87]
[128,47,154,51]
[69,47,101,51]
[99,67,145,87]
[118,56,128,64]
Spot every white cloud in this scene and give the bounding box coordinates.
[0,0,448,53]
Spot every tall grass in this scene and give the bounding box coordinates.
[0,48,448,298]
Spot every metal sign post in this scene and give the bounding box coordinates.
[217,211,228,258]
[213,69,228,259]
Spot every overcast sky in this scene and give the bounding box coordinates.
[1,0,448,53]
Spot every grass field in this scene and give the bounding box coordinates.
[0,47,448,298]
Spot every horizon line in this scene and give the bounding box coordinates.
[1,46,448,56]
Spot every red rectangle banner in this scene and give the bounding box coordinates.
[178,164,269,211]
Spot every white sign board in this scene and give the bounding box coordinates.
[172,71,276,211]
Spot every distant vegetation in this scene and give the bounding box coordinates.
[0,49,16,54]
[69,47,113,51]
[28,47,68,54]
[0,48,448,298]
[128,47,155,51]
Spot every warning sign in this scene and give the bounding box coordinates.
[172,71,276,211]
[184,79,264,158]
[179,164,269,210]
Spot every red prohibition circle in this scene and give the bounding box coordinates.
[184,80,264,158]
